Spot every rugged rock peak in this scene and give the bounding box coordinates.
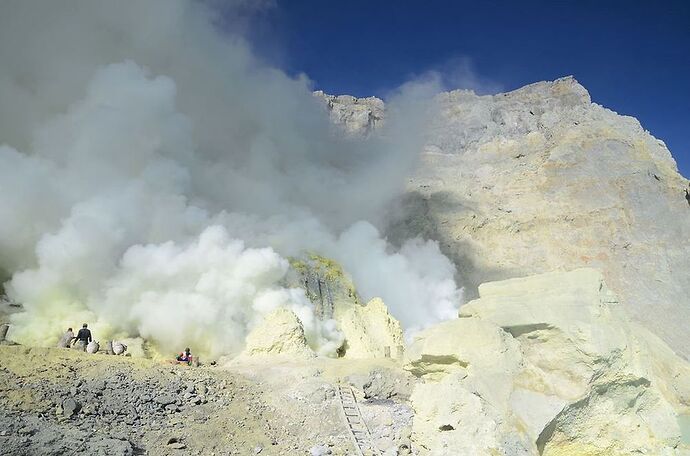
[501,75,590,105]
[317,77,690,358]
[241,255,404,360]
[287,254,361,320]
[313,90,384,135]
[442,75,591,110]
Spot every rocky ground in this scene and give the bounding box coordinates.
[0,346,415,456]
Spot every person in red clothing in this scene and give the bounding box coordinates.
[175,347,192,365]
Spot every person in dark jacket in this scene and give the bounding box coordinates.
[73,323,92,351]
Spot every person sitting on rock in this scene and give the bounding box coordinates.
[57,327,75,348]
[176,347,192,365]
[72,323,92,351]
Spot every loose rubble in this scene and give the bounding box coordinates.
[0,347,280,455]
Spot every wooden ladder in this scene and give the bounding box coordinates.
[337,384,381,456]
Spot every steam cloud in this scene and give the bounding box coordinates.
[0,0,462,357]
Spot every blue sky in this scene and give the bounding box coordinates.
[239,1,689,177]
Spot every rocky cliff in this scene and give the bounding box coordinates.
[316,77,690,359]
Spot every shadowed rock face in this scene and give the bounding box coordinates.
[318,77,690,359]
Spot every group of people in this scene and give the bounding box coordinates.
[57,323,127,355]
[57,324,192,363]
[57,323,92,350]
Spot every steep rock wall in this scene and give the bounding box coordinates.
[318,78,690,358]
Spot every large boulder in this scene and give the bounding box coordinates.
[406,269,690,455]
[460,268,690,408]
[241,307,314,358]
[461,268,628,400]
[410,372,531,456]
[336,297,404,359]
[404,317,521,396]
[536,374,682,456]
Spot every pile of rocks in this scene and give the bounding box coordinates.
[0,352,237,455]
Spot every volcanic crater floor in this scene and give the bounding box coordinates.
[0,346,414,456]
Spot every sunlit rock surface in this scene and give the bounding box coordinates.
[335,297,404,359]
[319,77,690,359]
[286,255,404,359]
[405,268,690,455]
[240,307,314,358]
[313,91,384,136]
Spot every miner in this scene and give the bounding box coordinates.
[72,323,92,351]
[57,327,74,348]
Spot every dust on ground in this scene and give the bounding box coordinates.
[0,346,416,455]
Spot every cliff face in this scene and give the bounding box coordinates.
[317,77,690,359]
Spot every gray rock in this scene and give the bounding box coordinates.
[87,437,134,456]
[310,445,332,456]
[62,398,80,417]
[154,395,176,406]
[195,383,208,395]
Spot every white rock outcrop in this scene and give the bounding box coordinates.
[335,297,404,359]
[241,307,315,358]
[405,317,521,386]
[406,268,690,455]
[313,91,384,136]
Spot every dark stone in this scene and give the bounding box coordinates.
[62,398,80,417]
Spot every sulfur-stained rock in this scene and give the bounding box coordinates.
[537,374,682,456]
[461,268,628,400]
[407,268,690,455]
[336,297,404,359]
[241,307,315,358]
[460,268,690,408]
[404,317,521,386]
[410,372,531,456]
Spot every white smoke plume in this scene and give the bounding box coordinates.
[0,0,462,357]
